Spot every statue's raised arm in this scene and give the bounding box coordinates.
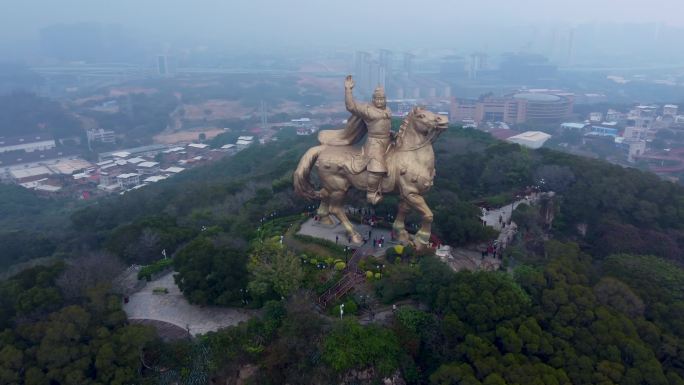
[344,75,365,117]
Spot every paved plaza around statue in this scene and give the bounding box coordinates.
[123,271,253,336]
[298,217,395,253]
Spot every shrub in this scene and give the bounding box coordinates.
[334,261,346,271]
[138,258,174,281]
[329,298,358,316]
[152,287,169,294]
[343,299,358,315]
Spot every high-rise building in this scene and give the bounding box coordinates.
[354,51,372,97]
[354,51,388,98]
[157,55,177,76]
[402,53,415,78]
[440,56,467,79]
[566,28,575,66]
[468,53,488,80]
[379,49,393,73]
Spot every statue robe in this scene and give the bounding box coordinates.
[317,115,367,146]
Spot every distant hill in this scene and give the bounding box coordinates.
[0,91,81,138]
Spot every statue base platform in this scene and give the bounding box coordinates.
[298,218,396,249]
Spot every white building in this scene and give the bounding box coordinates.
[625,139,646,163]
[624,125,648,140]
[506,131,552,149]
[117,173,141,189]
[606,109,622,121]
[99,171,117,186]
[162,166,185,174]
[9,166,53,183]
[589,112,603,122]
[136,161,160,175]
[87,128,116,144]
[0,135,56,153]
[663,105,679,117]
[236,136,255,150]
[560,122,587,131]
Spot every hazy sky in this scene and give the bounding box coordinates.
[4,0,684,49]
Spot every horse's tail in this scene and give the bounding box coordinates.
[293,145,323,200]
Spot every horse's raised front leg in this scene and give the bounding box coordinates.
[405,192,433,250]
[329,190,363,245]
[392,199,411,244]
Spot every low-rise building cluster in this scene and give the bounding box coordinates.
[1,132,257,197]
[560,104,684,179]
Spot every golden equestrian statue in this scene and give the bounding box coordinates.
[293,75,448,250]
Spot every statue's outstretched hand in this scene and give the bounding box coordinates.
[345,75,354,90]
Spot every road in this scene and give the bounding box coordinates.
[123,272,253,336]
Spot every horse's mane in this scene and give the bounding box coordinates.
[395,110,413,148]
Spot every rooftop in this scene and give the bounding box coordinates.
[162,167,185,173]
[48,159,93,175]
[508,131,552,141]
[117,173,139,179]
[561,122,586,129]
[0,134,55,147]
[127,157,146,164]
[0,147,80,167]
[111,151,131,158]
[137,161,159,168]
[513,93,562,102]
[506,131,553,149]
[100,144,168,159]
[10,166,52,179]
[144,175,167,183]
[34,184,62,192]
[188,143,209,149]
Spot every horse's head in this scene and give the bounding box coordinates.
[408,107,449,136]
[397,107,448,149]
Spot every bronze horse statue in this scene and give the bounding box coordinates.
[294,107,448,250]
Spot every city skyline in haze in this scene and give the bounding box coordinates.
[3,0,684,50]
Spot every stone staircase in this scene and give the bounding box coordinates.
[316,248,367,309]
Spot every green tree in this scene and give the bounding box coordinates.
[323,319,400,376]
[247,238,304,298]
[174,236,248,306]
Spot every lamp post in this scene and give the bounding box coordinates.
[339,303,345,320]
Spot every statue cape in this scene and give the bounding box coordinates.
[317,115,366,146]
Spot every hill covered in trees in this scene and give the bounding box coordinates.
[1,127,684,384]
[0,91,81,139]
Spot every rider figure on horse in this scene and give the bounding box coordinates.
[343,75,392,205]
